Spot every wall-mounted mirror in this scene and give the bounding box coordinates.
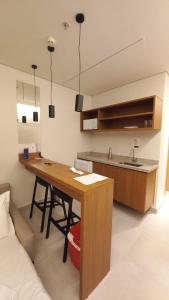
[16,81,41,153]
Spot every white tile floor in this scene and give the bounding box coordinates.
[21,194,169,300]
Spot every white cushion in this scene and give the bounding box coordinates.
[0,191,10,239]
[0,235,51,299]
[0,191,15,240]
[0,284,17,300]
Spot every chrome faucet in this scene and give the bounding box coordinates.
[108,147,112,160]
[131,147,138,162]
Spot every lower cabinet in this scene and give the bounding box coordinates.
[93,162,156,213]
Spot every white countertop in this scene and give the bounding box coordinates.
[77,152,158,173]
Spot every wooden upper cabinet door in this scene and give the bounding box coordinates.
[152,96,162,130]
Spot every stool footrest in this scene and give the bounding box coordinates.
[50,215,81,236]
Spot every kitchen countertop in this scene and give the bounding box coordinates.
[77,152,158,173]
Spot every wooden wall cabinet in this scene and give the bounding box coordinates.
[93,162,156,213]
[80,95,162,132]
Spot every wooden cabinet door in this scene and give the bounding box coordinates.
[114,167,133,207]
[93,162,132,207]
[130,171,147,212]
[93,162,117,198]
[93,161,155,213]
[93,161,105,175]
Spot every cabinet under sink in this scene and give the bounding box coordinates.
[92,161,156,213]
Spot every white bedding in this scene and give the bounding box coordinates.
[0,235,51,300]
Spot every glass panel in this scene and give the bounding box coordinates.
[16,81,41,151]
[17,103,40,124]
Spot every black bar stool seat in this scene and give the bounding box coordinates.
[46,186,80,262]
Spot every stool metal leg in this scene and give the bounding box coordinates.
[61,198,68,219]
[40,186,49,233]
[29,179,37,219]
[63,199,72,263]
[46,189,54,239]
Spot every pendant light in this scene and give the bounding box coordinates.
[31,64,38,122]
[75,13,85,112]
[48,44,55,118]
[22,82,27,123]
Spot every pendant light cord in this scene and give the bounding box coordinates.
[22,82,25,115]
[22,82,25,104]
[50,51,53,105]
[33,69,37,107]
[78,23,82,95]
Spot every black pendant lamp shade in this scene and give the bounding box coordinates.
[48,46,55,118]
[75,94,84,112]
[22,115,27,123]
[75,13,85,112]
[32,64,38,122]
[22,82,27,123]
[33,111,38,122]
[49,104,55,118]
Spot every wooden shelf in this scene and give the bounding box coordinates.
[99,111,153,121]
[80,95,162,132]
[97,127,155,132]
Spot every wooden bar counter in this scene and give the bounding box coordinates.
[19,154,114,300]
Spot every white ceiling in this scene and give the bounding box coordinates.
[0,0,169,95]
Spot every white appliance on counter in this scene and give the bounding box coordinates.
[83,118,98,130]
[74,159,93,173]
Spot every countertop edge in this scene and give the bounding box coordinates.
[77,154,158,173]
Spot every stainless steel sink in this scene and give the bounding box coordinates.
[119,162,143,167]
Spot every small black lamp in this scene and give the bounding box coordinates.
[21,82,27,123]
[48,45,55,118]
[22,116,27,123]
[75,13,85,112]
[31,64,38,122]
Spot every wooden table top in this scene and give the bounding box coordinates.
[19,155,113,201]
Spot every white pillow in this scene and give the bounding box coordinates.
[0,191,15,239]
[0,284,17,299]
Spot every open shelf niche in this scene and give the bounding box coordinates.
[80,95,162,132]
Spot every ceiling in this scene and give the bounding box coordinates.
[0,0,169,95]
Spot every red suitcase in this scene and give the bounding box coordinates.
[68,222,80,271]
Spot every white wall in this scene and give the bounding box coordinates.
[0,63,92,207]
[40,81,92,166]
[156,74,169,208]
[90,73,168,208]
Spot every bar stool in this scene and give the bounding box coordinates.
[29,176,68,233]
[46,186,80,262]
